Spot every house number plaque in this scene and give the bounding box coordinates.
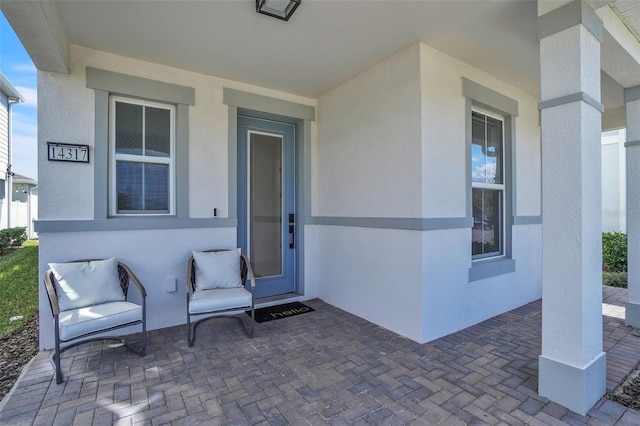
[47,142,90,163]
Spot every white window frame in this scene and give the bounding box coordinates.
[471,107,505,260]
[108,96,176,216]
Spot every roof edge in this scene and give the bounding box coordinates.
[0,72,24,102]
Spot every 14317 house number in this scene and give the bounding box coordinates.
[47,142,90,163]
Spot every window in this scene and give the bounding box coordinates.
[471,110,504,259]
[109,97,175,215]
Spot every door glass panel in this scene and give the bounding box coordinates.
[250,132,283,278]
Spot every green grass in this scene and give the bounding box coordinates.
[0,240,39,338]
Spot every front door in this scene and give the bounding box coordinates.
[237,115,296,298]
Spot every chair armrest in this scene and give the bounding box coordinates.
[241,254,256,289]
[43,269,60,315]
[119,263,147,299]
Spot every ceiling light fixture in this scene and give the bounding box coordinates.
[256,0,300,21]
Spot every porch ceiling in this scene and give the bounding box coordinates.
[2,1,640,107]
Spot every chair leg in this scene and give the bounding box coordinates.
[187,314,194,347]
[54,319,63,384]
[250,307,255,338]
[54,349,62,384]
[139,302,147,356]
[139,324,147,357]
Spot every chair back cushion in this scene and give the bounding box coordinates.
[192,249,243,290]
[49,257,125,311]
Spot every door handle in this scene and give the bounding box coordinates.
[289,225,295,249]
[288,213,295,249]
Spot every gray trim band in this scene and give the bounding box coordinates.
[223,88,315,121]
[513,215,542,225]
[538,92,604,113]
[228,106,238,219]
[86,67,195,106]
[34,218,237,233]
[175,104,189,218]
[624,140,640,148]
[469,258,516,282]
[537,0,604,44]
[94,90,109,219]
[462,78,518,116]
[305,216,472,231]
[625,86,640,104]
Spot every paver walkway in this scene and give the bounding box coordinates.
[1,287,640,425]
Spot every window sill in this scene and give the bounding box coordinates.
[468,257,515,282]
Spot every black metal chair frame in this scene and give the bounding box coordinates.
[186,249,255,346]
[44,259,147,384]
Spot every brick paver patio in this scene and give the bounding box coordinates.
[1,286,640,425]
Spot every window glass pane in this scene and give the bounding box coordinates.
[116,161,142,210]
[116,161,169,213]
[471,112,503,184]
[145,107,171,157]
[115,102,143,155]
[144,163,169,210]
[472,188,502,256]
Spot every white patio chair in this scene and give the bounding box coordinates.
[43,258,147,384]
[186,249,255,346]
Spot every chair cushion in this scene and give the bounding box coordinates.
[189,287,252,314]
[192,249,243,290]
[50,258,125,311]
[58,301,142,341]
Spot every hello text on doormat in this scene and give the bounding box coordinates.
[248,302,315,323]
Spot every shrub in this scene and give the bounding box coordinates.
[0,227,27,255]
[603,271,627,288]
[603,232,627,272]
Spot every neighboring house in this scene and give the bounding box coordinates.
[0,173,38,238]
[10,173,38,239]
[602,128,627,233]
[0,72,25,230]
[4,0,640,415]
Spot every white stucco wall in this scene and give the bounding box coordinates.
[601,129,626,233]
[314,43,541,343]
[38,41,542,347]
[419,44,542,218]
[419,44,542,341]
[313,46,425,341]
[38,69,95,219]
[315,45,423,218]
[39,44,316,221]
[37,44,317,349]
[317,226,424,341]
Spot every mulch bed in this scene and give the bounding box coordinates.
[0,316,39,401]
[608,368,640,410]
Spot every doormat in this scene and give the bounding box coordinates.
[247,302,315,323]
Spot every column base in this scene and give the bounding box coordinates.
[538,352,606,416]
[626,301,640,328]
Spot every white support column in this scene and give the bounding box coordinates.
[537,0,605,415]
[625,87,640,327]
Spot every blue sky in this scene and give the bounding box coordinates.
[0,12,37,180]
